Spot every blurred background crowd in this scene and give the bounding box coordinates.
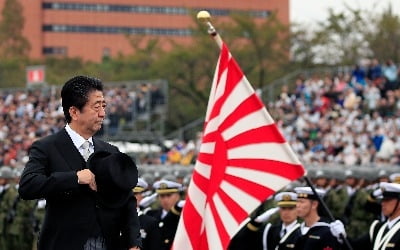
[1,59,399,173]
[0,53,399,250]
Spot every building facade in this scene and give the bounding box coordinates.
[0,0,289,62]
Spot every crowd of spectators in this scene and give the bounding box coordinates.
[0,59,399,173]
[271,58,400,167]
[0,82,165,171]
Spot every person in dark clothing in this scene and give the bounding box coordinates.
[331,182,400,250]
[294,186,343,250]
[229,191,301,250]
[146,179,184,250]
[18,75,141,250]
[133,177,162,250]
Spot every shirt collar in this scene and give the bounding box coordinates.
[65,124,93,150]
[283,220,298,232]
[387,215,400,229]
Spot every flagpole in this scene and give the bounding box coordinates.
[303,176,353,250]
[197,10,223,49]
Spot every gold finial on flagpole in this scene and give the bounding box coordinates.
[196,10,222,48]
[196,10,211,23]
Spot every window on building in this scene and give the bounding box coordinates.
[43,47,67,55]
[42,2,270,18]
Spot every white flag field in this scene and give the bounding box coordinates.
[172,42,305,250]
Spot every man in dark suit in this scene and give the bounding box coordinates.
[18,75,141,250]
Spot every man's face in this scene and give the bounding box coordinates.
[381,198,400,217]
[134,192,144,204]
[279,206,297,224]
[296,198,313,219]
[158,192,180,211]
[315,177,327,187]
[71,90,106,137]
[345,177,356,187]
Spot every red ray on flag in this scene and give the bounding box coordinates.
[172,42,305,250]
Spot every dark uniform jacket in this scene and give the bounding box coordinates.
[351,219,400,250]
[146,204,181,250]
[18,129,142,250]
[228,220,301,250]
[138,210,162,250]
[294,220,342,250]
[267,223,301,250]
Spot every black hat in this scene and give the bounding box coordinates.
[88,151,138,208]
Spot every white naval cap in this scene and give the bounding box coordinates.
[274,192,297,207]
[315,170,327,178]
[133,177,148,193]
[380,182,400,200]
[153,179,183,194]
[378,169,389,178]
[344,169,356,178]
[389,173,400,184]
[294,186,326,200]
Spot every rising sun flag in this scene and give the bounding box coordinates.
[172,26,305,250]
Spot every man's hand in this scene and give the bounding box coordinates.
[330,220,346,243]
[129,247,140,250]
[139,193,158,208]
[254,207,279,223]
[77,169,97,191]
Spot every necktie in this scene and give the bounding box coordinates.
[383,225,389,235]
[81,141,91,161]
[281,228,287,237]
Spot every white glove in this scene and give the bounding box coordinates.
[254,207,279,223]
[37,199,46,209]
[372,188,383,199]
[330,220,346,243]
[139,193,158,208]
[177,200,186,208]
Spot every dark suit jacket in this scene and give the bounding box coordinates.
[18,128,141,250]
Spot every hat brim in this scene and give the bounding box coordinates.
[156,188,180,194]
[88,151,138,208]
[278,201,297,207]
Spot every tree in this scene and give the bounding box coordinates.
[152,36,217,131]
[364,6,400,63]
[309,6,370,65]
[221,12,292,89]
[0,0,30,59]
[290,25,319,67]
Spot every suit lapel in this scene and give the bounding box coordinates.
[92,137,106,152]
[55,128,86,171]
